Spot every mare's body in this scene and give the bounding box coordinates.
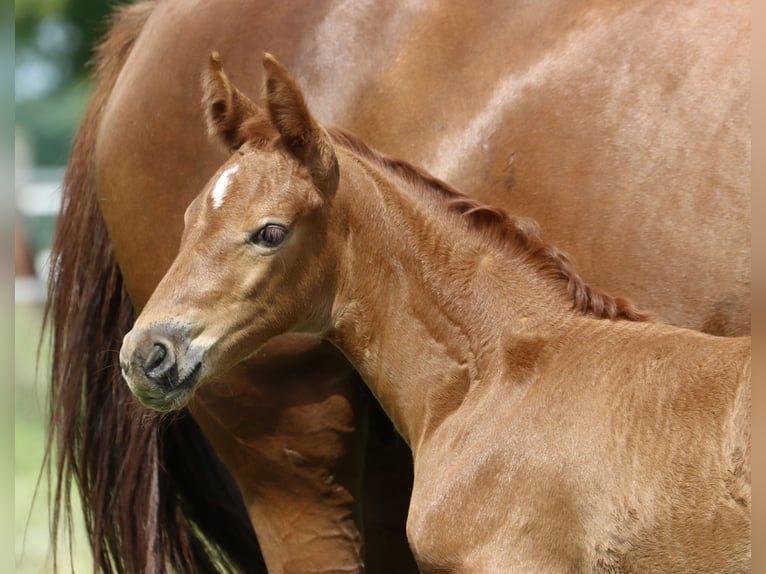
[121,55,751,573]
[49,1,749,572]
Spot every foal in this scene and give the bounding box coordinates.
[121,54,750,573]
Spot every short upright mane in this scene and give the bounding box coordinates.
[329,127,648,322]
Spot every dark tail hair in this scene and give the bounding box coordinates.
[43,2,265,571]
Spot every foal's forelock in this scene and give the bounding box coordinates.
[330,127,648,322]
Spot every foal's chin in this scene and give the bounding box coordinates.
[129,383,194,413]
[126,367,202,413]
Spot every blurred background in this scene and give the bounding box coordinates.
[15,0,114,570]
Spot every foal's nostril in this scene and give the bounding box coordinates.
[123,327,192,393]
[146,342,168,372]
[140,338,180,390]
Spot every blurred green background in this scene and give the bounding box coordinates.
[16,0,115,570]
[16,0,114,165]
[15,304,92,572]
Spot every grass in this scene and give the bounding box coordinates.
[15,302,93,573]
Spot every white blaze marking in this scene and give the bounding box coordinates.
[211,165,239,209]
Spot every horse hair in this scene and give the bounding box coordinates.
[43,1,266,571]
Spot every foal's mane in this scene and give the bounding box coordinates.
[329,127,648,322]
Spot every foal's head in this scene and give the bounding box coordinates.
[120,54,343,411]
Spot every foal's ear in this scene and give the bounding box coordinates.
[202,52,264,150]
[262,53,339,197]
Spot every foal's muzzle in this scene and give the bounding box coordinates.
[120,322,203,412]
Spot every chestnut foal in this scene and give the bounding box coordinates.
[121,55,750,573]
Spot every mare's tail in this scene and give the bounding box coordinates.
[43,2,265,571]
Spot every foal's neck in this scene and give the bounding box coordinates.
[325,148,586,449]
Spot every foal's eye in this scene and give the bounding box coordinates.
[250,224,288,248]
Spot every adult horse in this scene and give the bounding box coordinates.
[46,0,749,572]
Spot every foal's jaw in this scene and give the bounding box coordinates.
[119,243,325,412]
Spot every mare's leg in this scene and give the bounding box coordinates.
[190,334,417,573]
